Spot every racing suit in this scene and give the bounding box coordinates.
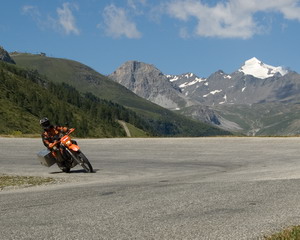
[41,125,69,164]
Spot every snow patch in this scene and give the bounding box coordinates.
[169,76,179,82]
[203,89,222,98]
[179,77,206,88]
[219,94,227,104]
[185,73,194,78]
[239,57,288,79]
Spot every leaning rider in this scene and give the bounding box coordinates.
[39,117,69,166]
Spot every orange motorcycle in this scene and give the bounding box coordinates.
[38,128,93,173]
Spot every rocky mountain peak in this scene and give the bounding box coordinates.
[113,61,160,75]
[109,61,194,109]
[0,46,15,64]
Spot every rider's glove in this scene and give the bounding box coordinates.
[49,142,57,149]
[52,146,58,151]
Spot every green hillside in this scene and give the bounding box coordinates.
[0,61,156,137]
[11,53,231,137]
[12,53,164,116]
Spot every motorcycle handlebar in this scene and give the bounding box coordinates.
[67,128,75,135]
[49,128,75,149]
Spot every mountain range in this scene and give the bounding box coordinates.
[3,43,300,136]
[109,58,300,136]
[2,47,229,137]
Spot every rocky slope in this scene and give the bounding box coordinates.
[0,46,15,64]
[109,58,300,135]
[167,57,298,106]
[109,61,195,109]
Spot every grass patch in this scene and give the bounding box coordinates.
[0,175,56,190]
[265,226,300,240]
[126,122,149,137]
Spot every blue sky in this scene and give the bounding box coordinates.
[1,0,300,77]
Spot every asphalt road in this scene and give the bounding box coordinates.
[1,137,300,239]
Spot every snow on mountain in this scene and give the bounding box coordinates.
[203,90,222,98]
[167,75,179,82]
[179,77,206,88]
[109,61,196,109]
[165,73,206,90]
[112,57,297,111]
[238,57,288,79]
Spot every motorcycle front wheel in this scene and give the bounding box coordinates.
[73,151,93,173]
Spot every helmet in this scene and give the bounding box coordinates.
[40,117,51,129]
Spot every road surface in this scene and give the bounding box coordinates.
[1,137,300,239]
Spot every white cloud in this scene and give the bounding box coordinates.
[22,5,49,31]
[166,0,300,39]
[22,3,80,36]
[57,3,80,35]
[127,0,147,12]
[22,5,41,18]
[102,4,142,39]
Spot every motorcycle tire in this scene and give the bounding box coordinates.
[57,161,71,173]
[60,166,71,173]
[73,151,93,173]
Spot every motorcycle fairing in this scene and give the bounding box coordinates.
[69,144,80,151]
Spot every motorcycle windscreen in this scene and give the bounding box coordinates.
[37,149,56,167]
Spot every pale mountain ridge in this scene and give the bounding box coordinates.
[109,61,196,109]
[165,57,295,106]
[110,57,295,108]
[167,57,289,93]
[110,58,300,135]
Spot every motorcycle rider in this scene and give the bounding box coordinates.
[40,117,70,170]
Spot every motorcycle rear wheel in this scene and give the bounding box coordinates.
[60,166,71,173]
[57,160,71,173]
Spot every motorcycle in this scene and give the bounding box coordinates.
[37,128,93,173]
